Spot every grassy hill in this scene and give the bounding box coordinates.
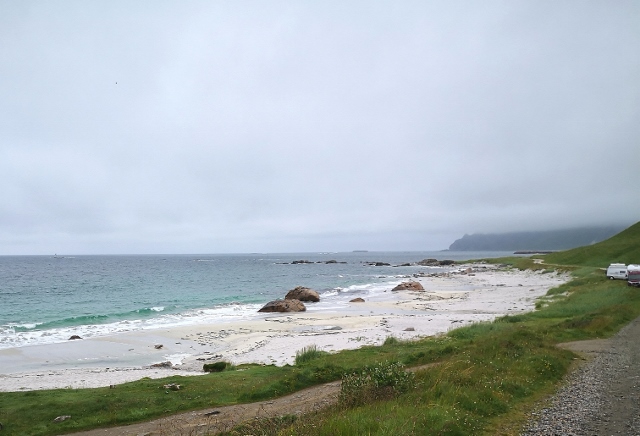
[542,221,640,267]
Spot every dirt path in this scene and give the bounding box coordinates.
[70,380,342,436]
[69,363,436,436]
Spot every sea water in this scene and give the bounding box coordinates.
[0,251,513,350]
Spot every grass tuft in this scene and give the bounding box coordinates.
[295,344,329,365]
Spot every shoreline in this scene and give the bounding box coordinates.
[0,264,569,392]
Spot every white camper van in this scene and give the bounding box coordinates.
[606,263,628,280]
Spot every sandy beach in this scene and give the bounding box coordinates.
[0,264,569,392]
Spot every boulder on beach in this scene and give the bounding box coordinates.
[391,281,425,291]
[68,335,82,340]
[349,297,365,303]
[258,299,306,313]
[285,286,320,302]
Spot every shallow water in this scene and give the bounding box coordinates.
[0,251,514,349]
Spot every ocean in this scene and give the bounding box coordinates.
[0,251,514,350]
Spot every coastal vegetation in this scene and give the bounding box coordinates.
[1,222,639,435]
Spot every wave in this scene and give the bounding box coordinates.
[9,306,172,333]
[0,301,264,350]
[0,269,441,350]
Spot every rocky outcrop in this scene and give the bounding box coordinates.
[416,259,455,266]
[349,297,365,303]
[258,299,306,312]
[285,286,320,302]
[391,281,424,291]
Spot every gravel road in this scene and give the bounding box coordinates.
[522,316,640,435]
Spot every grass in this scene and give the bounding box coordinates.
[295,344,330,365]
[2,222,639,435]
[541,221,640,267]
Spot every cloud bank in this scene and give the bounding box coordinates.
[1,1,638,254]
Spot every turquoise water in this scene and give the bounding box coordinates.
[0,251,513,349]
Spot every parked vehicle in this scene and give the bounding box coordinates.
[628,265,640,287]
[606,263,628,280]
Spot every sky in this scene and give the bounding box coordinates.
[1,1,638,255]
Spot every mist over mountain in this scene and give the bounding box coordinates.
[448,226,626,252]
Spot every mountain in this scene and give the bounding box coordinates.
[448,226,626,252]
[542,222,640,267]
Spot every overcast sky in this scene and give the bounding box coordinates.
[1,1,638,255]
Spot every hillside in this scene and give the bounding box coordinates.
[448,226,624,251]
[542,221,640,267]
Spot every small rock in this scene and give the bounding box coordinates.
[391,281,424,291]
[404,327,415,331]
[204,410,221,416]
[349,297,365,303]
[150,361,173,368]
[53,415,71,423]
[154,344,163,349]
[68,335,82,340]
[163,383,181,391]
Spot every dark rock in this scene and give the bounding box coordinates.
[416,258,439,266]
[204,410,221,416]
[154,344,163,349]
[291,260,313,264]
[68,335,82,340]
[349,297,365,303]
[258,299,306,312]
[364,261,391,266]
[404,327,415,331]
[150,361,173,368]
[203,361,227,372]
[285,286,320,302]
[439,260,455,266]
[391,281,425,291]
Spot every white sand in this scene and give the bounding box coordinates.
[0,264,569,391]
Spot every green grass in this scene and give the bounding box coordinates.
[295,344,330,365]
[2,222,639,435]
[541,221,640,267]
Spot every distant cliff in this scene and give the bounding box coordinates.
[448,226,625,251]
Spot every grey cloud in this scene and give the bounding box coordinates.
[0,1,638,254]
